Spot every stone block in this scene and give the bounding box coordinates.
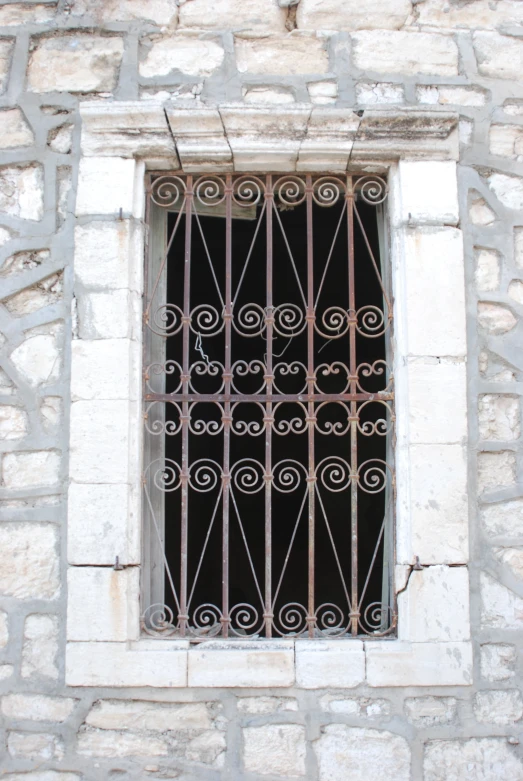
[238,697,298,714]
[10,330,62,388]
[7,732,64,761]
[0,39,13,94]
[480,643,517,681]
[495,547,523,580]
[0,405,29,441]
[66,641,188,687]
[409,445,468,564]
[352,32,458,76]
[418,0,523,29]
[28,34,124,93]
[475,248,500,292]
[320,696,391,718]
[86,699,216,730]
[2,774,80,781]
[424,738,523,781]
[0,164,43,220]
[398,161,459,226]
[243,87,295,105]
[166,107,232,170]
[140,36,224,78]
[469,193,497,226]
[180,0,286,33]
[235,34,329,75]
[307,80,338,104]
[41,397,62,432]
[481,572,523,629]
[243,724,306,777]
[356,82,404,105]
[73,0,178,25]
[78,289,137,339]
[478,302,517,334]
[71,339,135,401]
[297,109,359,171]
[67,566,139,642]
[0,523,59,599]
[488,173,523,211]
[295,640,365,688]
[404,228,465,357]
[69,400,132,484]
[68,483,139,565]
[474,690,523,726]
[76,157,137,216]
[404,696,457,727]
[48,124,73,154]
[479,395,520,441]
[80,102,174,159]
[188,642,294,687]
[77,727,169,758]
[21,614,59,680]
[516,227,523,269]
[419,85,487,107]
[0,108,34,148]
[4,272,63,317]
[0,611,7,648]
[366,642,473,687]
[314,725,410,781]
[407,359,466,444]
[1,693,76,722]
[2,450,60,489]
[399,566,470,642]
[509,279,523,305]
[490,124,523,159]
[74,220,141,291]
[0,4,56,25]
[474,32,523,80]
[297,0,410,31]
[478,451,516,495]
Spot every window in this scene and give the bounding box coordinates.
[142,173,394,640]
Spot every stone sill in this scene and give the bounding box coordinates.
[66,639,472,689]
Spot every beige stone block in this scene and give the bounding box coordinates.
[409,444,468,564]
[298,0,410,31]
[399,566,470,642]
[235,34,329,75]
[474,689,523,726]
[314,725,410,781]
[21,615,59,680]
[0,109,33,148]
[77,727,169,758]
[398,161,459,225]
[243,87,295,105]
[74,220,141,291]
[68,483,139,565]
[356,82,404,105]
[404,697,457,727]
[0,405,29,441]
[479,395,520,441]
[78,289,138,339]
[10,331,62,389]
[69,400,131,484]
[67,566,139,641]
[481,572,523,629]
[140,36,224,78]
[478,302,517,335]
[0,4,55,25]
[475,248,500,292]
[76,157,136,216]
[469,193,496,226]
[490,124,523,159]
[1,693,76,722]
[0,39,13,94]
[48,124,73,154]
[243,724,306,777]
[516,227,523,269]
[0,164,43,220]
[86,699,215,730]
[488,173,523,210]
[424,738,523,781]
[4,272,63,317]
[308,80,338,104]
[295,640,365,688]
[166,107,232,170]
[366,641,472,687]
[2,450,60,489]
[28,35,124,93]
[0,524,59,599]
[509,279,523,305]
[73,0,178,25]
[352,31,458,76]
[298,108,359,171]
[80,102,173,159]
[238,697,298,714]
[478,450,516,494]
[66,641,188,687]
[0,611,7,648]
[480,643,517,682]
[71,339,134,401]
[188,642,294,687]
[180,0,286,33]
[7,731,64,761]
[418,0,523,28]
[474,32,523,80]
[404,228,465,357]
[407,359,466,444]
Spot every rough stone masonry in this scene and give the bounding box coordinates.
[1,0,523,779]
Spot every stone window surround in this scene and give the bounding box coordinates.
[66,101,472,689]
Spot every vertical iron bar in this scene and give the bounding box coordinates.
[179,175,193,637]
[265,175,273,637]
[306,175,316,638]
[347,176,359,636]
[222,174,233,637]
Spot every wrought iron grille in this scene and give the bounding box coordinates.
[142,173,395,639]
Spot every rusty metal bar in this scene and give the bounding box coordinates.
[347,175,359,637]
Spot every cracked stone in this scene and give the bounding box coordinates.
[0,248,50,276]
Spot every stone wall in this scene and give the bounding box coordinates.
[0,0,523,779]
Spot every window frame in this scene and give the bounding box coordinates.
[66,102,471,689]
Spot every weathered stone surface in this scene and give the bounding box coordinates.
[475,248,500,292]
[2,450,60,489]
[236,34,329,75]
[243,86,295,104]
[180,0,285,33]
[480,643,517,682]
[0,4,56,26]
[238,697,298,715]
[404,697,457,727]
[4,272,63,316]
[297,0,410,31]
[10,328,62,388]
[479,395,520,441]
[424,738,523,781]
[140,36,224,77]
[352,32,458,76]
[0,109,34,148]
[516,227,523,269]
[40,396,62,432]
[478,302,517,335]
[418,0,523,29]
[67,566,139,642]
[3,774,80,781]
[418,85,486,107]
[76,157,136,216]
[495,547,523,581]
[74,220,139,290]
[296,641,365,688]
[28,35,124,93]
[21,614,59,680]
[71,339,133,401]
[0,39,13,94]
[481,572,523,629]
[469,193,497,226]
[1,694,76,722]
[488,173,523,210]
[482,498,523,539]
[69,400,131,483]
[0,164,43,220]
[490,124,523,159]
[0,405,28,441]
[308,80,338,104]
[474,32,523,80]
[0,611,7,648]
[7,731,64,761]
[243,724,306,777]
[408,359,466,444]
[1,248,49,276]
[48,124,73,154]
[77,727,169,757]
[509,279,523,305]
[478,451,516,494]
[315,726,410,781]
[86,699,219,730]
[188,643,294,687]
[474,689,523,725]
[320,696,391,719]
[0,523,59,599]
[356,82,404,105]
[73,0,178,25]
[400,566,470,641]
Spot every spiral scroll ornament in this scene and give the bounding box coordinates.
[151,175,186,208]
[142,604,177,636]
[233,175,265,207]
[148,304,184,336]
[354,175,388,205]
[194,176,225,207]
